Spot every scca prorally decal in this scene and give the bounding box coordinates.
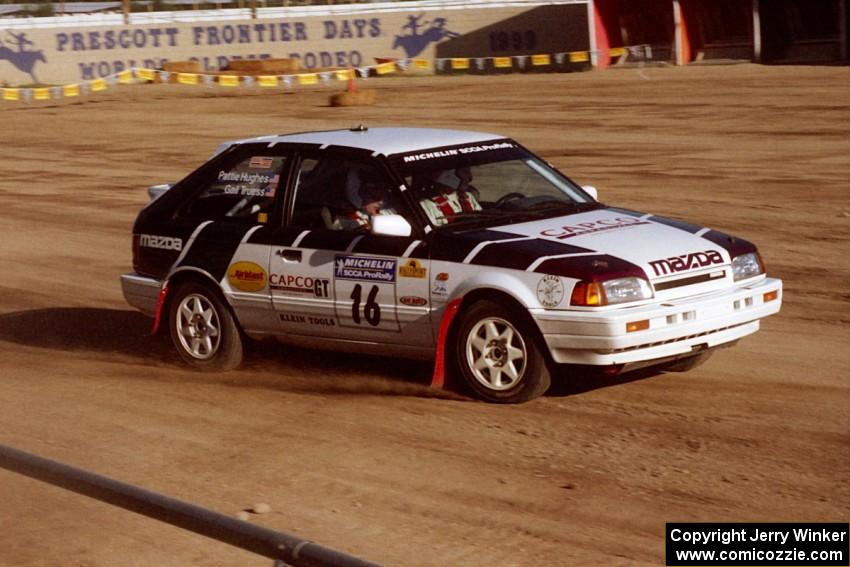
[540,217,649,240]
[335,255,396,282]
[139,234,182,251]
[649,250,724,276]
[402,142,515,163]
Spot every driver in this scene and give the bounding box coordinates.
[325,176,396,231]
[418,167,482,226]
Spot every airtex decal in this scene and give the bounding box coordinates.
[540,217,649,240]
[335,255,396,282]
[649,250,724,276]
[227,261,267,292]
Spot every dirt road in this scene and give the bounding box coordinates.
[1,63,848,566]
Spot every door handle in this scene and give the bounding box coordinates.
[275,249,302,262]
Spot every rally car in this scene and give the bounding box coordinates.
[121,126,782,403]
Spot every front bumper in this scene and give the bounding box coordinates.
[120,273,162,316]
[532,277,782,365]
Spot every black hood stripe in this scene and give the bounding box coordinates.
[429,229,523,263]
[701,229,757,258]
[646,215,704,234]
[534,254,647,282]
[468,238,594,271]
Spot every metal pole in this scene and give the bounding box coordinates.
[123,0,129,24]
[0,444,381,567]
[752,0,762,63]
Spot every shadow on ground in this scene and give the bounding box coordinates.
[0,307,655,400]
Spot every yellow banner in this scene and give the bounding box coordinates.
[569,51,590,63]
[118,70,133,84]
[531,54,551,66]
[3,88,20,101]
[609,47,626,57]
[493,57,513,68]
[136,68,156,81]
[335,69,354,81]
[91,78,107,92]
[376,62,395,75]
[63,84,80,97]
[297,73,318,85]
[34,88,50,100]
[413,59,430,70]
[177,73,199,85]
[219,75,239,87]
[258,75,278,88]
[451,58,470,70]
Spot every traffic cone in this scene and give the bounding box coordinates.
[346,68,358,93]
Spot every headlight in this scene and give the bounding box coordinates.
[571,277,653,306]
[731,252,764,281]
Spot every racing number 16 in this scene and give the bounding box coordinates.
[350,284,381,326]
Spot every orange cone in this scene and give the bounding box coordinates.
[346,68,358,93]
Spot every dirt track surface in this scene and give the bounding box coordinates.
[1,64,848,566]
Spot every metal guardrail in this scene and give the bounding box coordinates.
[0,443,382,567]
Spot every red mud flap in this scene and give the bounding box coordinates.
[150,281,170,336]
[430,297,463,390]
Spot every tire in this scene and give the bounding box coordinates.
[662,351,713,372]
[454,300,551,403]
[168,282,244,371]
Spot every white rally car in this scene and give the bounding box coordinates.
[121,127,782,403]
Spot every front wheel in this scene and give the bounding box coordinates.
[454,300,551,403]
[168,282,244,371]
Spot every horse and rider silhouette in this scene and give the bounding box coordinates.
[393,15,460,59]
[0,32,47,83]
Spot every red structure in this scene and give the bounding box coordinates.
[591,0,848,66]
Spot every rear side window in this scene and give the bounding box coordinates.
[177,152,287,224]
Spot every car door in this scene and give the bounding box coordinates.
[269,149,433,349]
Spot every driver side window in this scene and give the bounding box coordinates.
[290,156,400,232]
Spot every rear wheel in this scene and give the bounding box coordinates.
[454,300,551,403]
[169,282,243,371]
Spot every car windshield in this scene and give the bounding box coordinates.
[391,142,599,228]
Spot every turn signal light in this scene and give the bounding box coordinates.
[626,319,650,333]
[571,282,605,306]
[763,290,779,302]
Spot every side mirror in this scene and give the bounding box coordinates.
[371,214,412,237]
[582,185,598,200]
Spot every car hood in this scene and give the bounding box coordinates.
[432,207,756,284]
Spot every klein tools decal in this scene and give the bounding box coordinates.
[536,275,564,308]
[227,261,267,292]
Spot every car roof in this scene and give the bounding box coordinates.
[226,127,507,157]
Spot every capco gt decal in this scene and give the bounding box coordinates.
[139,234,182,251]
[227,261,267,292]
[269,274,330,298]
[540,217,649,240]
[536,275,564,308]
[649,250,724,276]
[335,255,396,282]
